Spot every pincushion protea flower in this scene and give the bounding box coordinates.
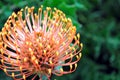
[0,6,83,80]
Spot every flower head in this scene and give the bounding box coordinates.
[0,6,83,80]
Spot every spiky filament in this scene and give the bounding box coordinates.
[0,6,82,80]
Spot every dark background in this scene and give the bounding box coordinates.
[0,0,120,80]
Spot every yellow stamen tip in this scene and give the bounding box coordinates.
[48,69,51,74]
[76,55,78,59]
[23,74,26,80]
[12,73,15,77]
[1,59,3,63]
[24,57,27,62]
[77,33,80,39]
[20,66,22,71]
[4,68,6,72]
[35,59,38,64]
[49,60,52,64]
[31,56,36,61]
[60,68,63,72]
[75,63,77,68]
[56,51,59,56]
[79,53,82,58]
[70,64,72,69]
[39,43,42,47]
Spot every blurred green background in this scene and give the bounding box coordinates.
[0,0,120,80]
